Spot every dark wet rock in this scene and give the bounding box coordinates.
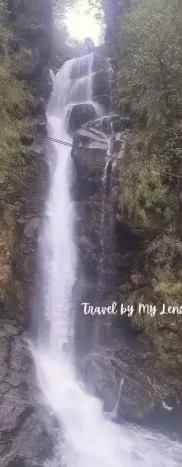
[92,70,110,99]
[94,94,111,112]
[79,235,98,253]
[113,138,122,153]
[84,115,119,136]
[83,334,182,426]
[75,128,107,146]
[112,116,131,132]
[76,211,100,275]
[0,323,51,467]
[92,53,107,73]
[72,129,108,177]
[21,135,34,146]
[68,103,98,133]
[36,120,47,137]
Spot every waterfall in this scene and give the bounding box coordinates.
[99,136,115,290]
[32,54,182,467]
[99,152,112,287]
[95,140,115,347]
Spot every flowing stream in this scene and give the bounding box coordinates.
[32,54,182,467]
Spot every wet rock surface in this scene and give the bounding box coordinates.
[72,128,108,177]
[0,322,51,466]
[83,332,182,426]
[71,52,182,432]
[68,103,99,133]
[73,120,182,426]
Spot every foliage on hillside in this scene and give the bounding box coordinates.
[0,0,54,189]
[0,23,30,187]
[114,0,182,346]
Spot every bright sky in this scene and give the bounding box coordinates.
[65,0,102,45]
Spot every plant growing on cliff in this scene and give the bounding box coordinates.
[115,0,182,232]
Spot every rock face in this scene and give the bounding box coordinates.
[68,104,99,133]
[72,128,108,176]
[83,334,181,422]
[71,51,182,434]
[0,158,50,466]
[71,56,130,356]
[0,322,51,466]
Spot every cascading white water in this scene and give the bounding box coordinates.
[33,54,182,467]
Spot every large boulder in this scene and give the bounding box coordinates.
[67,103,99,133]
[72,128,108,177]
[84,115,131,136]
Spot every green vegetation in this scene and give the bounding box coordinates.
[114,0,182,343]
[0,24,31,187]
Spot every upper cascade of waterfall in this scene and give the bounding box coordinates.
[39,52,104,357]
[47,53,103,132]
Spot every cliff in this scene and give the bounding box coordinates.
[70,0,182,434]
[71,0,182,433]
[0,1,52,466]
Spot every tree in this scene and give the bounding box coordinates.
[115,0,182,127]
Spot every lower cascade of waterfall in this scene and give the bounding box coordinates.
[32,53,182,467]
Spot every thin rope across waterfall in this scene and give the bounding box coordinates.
[45,136,72,147]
